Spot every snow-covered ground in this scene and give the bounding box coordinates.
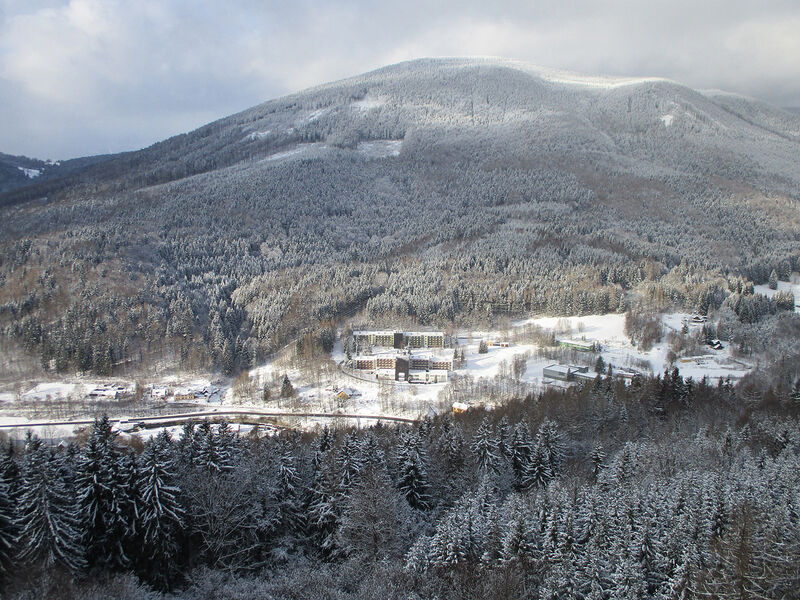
[247,351,444,422]
[351,95,385,110]
[262,143,327,162]
[19,382,80,401]
[246,129,272,140]
[754,279,800,312]
[356,139,402,158]
[518,312,749,381]
[0,311,756,438]
[17,166,41,179]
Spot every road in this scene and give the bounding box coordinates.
[0,408,420,430]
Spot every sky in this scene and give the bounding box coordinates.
[2,0,799,159]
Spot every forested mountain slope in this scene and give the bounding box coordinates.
[1,58,799,375]
[0,152,112,195]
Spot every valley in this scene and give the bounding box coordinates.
[0,306,761,442]
[1,54,799,599]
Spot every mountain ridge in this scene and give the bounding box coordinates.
[4,58,799,208]
[1,58,798,376]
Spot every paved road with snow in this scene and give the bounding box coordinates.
[0,409,419,429]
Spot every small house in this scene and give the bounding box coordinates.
[173,389,195,401]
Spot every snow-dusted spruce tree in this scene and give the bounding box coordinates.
[277,446,304,533]
[0,470,17,578]
[0,442,20,499]
[307,450,341,557]
[336,433,365,494]
[280,374,295,398]
[471,417,500,474]
[77,415,129,572]
[521,436,553,491]
[395,431,432,511]
[536,418,566,477]
[589,442,606,481]
[16,438,86,575]
[176,421,199,467]
[117,448,142,569]
[136,431,185,590]
[497,415,512,461]
[0,442,20,579]
[509,422,532,491]
[196,420,236,473]
[408,476,503,571]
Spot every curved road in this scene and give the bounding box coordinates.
[0,408,420,429]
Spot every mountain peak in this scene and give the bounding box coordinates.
[377,57,673,90]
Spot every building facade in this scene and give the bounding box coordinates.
[353,330,445,350]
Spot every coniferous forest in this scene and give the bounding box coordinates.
[1,371,799,599]
[2,59,800,378]
[1,57,800,600]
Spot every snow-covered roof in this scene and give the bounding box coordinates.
[573,371,598,381]
[543,364,572,375]
[559,339,595,348]
[353,330,396,336]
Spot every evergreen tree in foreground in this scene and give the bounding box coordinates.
[17,439,86,575]
[137,432,185,590]
[471,417,500,474]
[0,470,16,578]
[77,415,129,572]
[395,432,432,511]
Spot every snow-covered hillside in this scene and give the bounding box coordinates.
[2,57,799,381]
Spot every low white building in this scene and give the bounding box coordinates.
[542,364,589,382]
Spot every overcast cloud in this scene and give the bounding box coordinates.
[1,0,799,159]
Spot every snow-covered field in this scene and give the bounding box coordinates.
[517,312,750,382]
[17,166,41,179]
[351,94,386,110]
[356,139,402,158]
[262,143,327,162]
[248,346,446,422]
[754,278,800,312]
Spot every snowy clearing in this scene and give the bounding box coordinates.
[356,139,403,158]
[17,166,41,178]
[261,143,326,162]
[246,130,272,140]
[305,108,329,122]
[20,382,80,401]
[754,279,800,312]
[351,95,385,110]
